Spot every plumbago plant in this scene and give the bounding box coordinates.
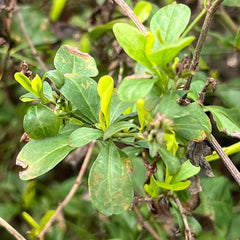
[14,1,240,238]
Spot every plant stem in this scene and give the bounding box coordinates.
[0,217,26,240]
[209,134,240,185]
[112,0,148,36]
[174,197,194,240]
[38,141,96,239]
[183,0,224,91]
[133,205,162,240]
[181,8,207,38]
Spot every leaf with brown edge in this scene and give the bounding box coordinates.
[54,45,98,77]
[16,134,74,180]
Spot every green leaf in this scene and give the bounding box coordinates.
[98,75,114,127]
[147,37,195,69]
[118,77,157,102]
[113,23,152,69]
[137,98,149,130]
[39,210,55,229]
[14,72,35,95]
[69,127,103,147]
[54,45,98,77]
[16,134,74,180]
[164,130,178,155]
[171,160,200,183]
[134,1,152,23]
[103,121,138,140]
[31,74,43,97]
[43,70,65,89]
[110,93,133,124]
[24,104,60,140]
[60,74,100,123]
[22,211,40,230]
[20,93,41,102]
[157,181,191,191]
[158,146,180,176]
[205,105,240,138]
[88,142,133,215]
[150,4,191,49]
[155,93,211,141]
[49,0,67,22]
[144,175,160,198]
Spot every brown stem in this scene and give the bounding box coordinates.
[0,217,26,240]
[174,197,194,240]
[112,0,148,36]
[183,0,224,91]
[209,134,240,185]
[15,4,48,72]
[133,206,162,240]
[38,141,96,239]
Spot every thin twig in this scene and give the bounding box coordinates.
[133,206,162,240]
[209,134,240,185]
[14,4,48,72]
[38,141,96,239]
[183,0,224,91]
[111,0,148,36]
[0,217,26,240]
[174,197,194,240]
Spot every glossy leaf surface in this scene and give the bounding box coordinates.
[69,127,103,147]
[16,135,73,180]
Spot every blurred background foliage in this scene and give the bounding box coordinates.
[0,0,240,239]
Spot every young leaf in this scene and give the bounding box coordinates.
[16,134,74,180]
[88,142,133,215]
[43,69,65,89]
[158,146,181,176]
[69,127,103,147]
[171,160,200,183]
[98,75,114,127]
[113,23,152,69]
[144,175,160,198]
[147,37,195,69]
[31,74,43,97]
[134,1,152,23]
[103,121,138,140]
[150,4,191,49]
[60,74,100,123]
[137,98,149,130]
[23,104,60,140]
[164,130,178,155]
[118,77,157,102]
[157,181,191,191]
[14,72,35,95]
[54,45,98,77]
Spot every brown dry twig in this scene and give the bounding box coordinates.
[174,197,194,240]
[110,0,148,36]
[0,217,26,240]
[38,141,96,239]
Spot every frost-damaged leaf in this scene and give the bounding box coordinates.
[205,105,240,138]
[150,4,191,49]
[88,142,133,215]
[60,74,100,123]
[54,45,98,77]
[69,127,103,147]
[16,134,74,180]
